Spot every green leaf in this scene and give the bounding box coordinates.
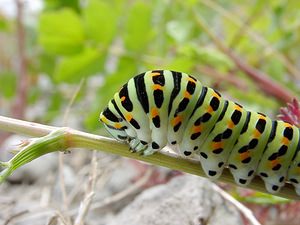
[54,47,104,83]
[44,91,64,122]
[44,0,80,11]
[166,20,193,43]
[193,46,234,69]
[0,71,17,98]
[83,0,118,45]
[164,57,195,73]
[38,53,56,76]
[0,16,8,31]
[84,110,101,132]
[85,56,137,131]
[38,9,84,55]
[123,2,154,51]
[263,58,285,82]
[98,56,137,108]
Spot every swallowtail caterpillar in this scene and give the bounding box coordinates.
[99,70,300,195]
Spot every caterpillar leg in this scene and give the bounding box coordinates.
[142,133,167,156]
[127,134,166,156]
[146,109,168,156]
[142,137,167,156]
[229,167,253,187]
[139,127,169,156]
[128,138,148,152]
[141,126,168,156]
[143,147,158,156]
[264,182,285,194]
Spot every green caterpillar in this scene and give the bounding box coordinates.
[99,70,300,195]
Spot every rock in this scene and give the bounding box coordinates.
[107,175,243,225]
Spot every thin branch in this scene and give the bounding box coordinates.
[11,0,28,119]
[228,1,262,48]
[0,0,28,146]
[63,79,85,125]
[58,78,85,222]
[89,167,153,211]
[0,115,299,200]
[199,0,300,79]
[191,10,297,103]
[196,65,248,90]
[212,185,261,225]
[74,151,98,225]
[57,153,71,225]
[0,116,54,136]
[4,210,29,225]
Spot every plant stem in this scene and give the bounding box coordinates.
[199,0,300,80]
[0,115,299,200]
[12,0,28,119]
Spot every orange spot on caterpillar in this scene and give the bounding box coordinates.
[184,91,192,99]
[152,84,163,90]
[211,141,223,149]
[114,123,122,129]
[234,105,242,111]
[282,137,289,145]
[120,96,126,102]
[270,159,280,168]
[125,113,133,122]
[99,114,108,123]
[192,125,203,133]
[228,121,235,129]
[253,130,261,138]
[151,108,159,118]
[151,72,161,77]
[172,115,183,126]
[240,151,250,161]
[207,106,214,113]
[187,77,196,83]
[212,92,221,99]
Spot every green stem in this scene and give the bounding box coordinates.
[0,115,298,200]
[0,128,68,182]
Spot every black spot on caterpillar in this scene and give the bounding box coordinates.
[100,70,300,195]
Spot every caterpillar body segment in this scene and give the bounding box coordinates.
[227,111,273,187]
[287,137,300,195]
[99,70,300,195]
[166,72,203,147]
[100,100,128,141]
[143,70,175,155]
[198,101,248,179]
[257,121,299,193]
[179,87,226,158]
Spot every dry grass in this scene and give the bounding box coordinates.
[0,149,154,225]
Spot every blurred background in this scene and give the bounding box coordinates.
[0,0,300,224]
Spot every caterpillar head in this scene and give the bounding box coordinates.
[99,107,128,142]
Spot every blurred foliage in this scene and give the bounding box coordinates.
[237,192,290,204]
[1,0,300,205]
[0,0,299,127]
